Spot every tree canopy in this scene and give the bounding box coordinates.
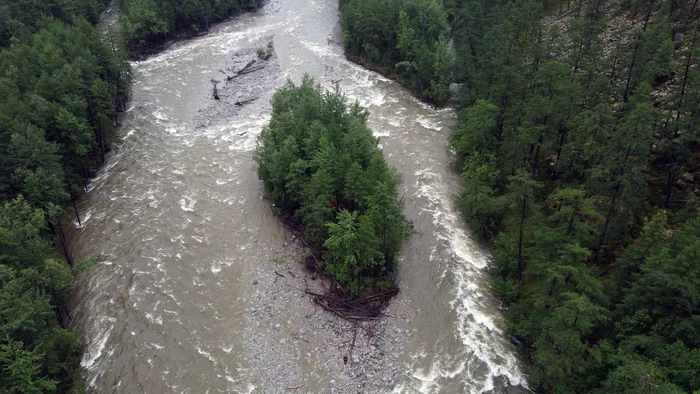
[440,0,700,391]
[255,76,412,295]
[118,0,261,47]
[339,0,453,105]
[0,0,131,391]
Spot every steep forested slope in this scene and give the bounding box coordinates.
[0,0,131,391]
[340,0,700,392]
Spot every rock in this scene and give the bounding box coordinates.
[274,323,281,331]
[252,280,258,285]
[674,33,684,47]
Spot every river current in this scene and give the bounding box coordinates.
[68,0,527,392]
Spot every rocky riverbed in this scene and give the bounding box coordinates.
[240,236,414,393]
[192,39,414,393]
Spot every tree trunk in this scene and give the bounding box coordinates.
[663,165,676,208]
[517,197,526,281]
[675,33,697,123]
[67,185,82,227]
[624,35,641,103]
[56,221,73,266]
[594,146,632,262]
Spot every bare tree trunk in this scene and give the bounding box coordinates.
[624,35,641,102]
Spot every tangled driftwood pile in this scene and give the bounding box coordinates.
[305,287,398,320]
[271,206,399,322]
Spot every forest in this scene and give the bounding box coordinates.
[341,0,700,391]
[339,0,454,105]
[0,0,131,391]
[255,76,412,296]
[0,0,271,389]
[117,0,260,49]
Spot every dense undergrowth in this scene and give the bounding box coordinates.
[340,0,700,391]
[255,76,412,296]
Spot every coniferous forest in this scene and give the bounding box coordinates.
[255,76,412,296]
[0,0,131,391]
[118,0,261,48]
[340,0,700,391]
[1,0,699,390]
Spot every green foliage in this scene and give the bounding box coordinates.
[0,198,84,393]
[119,0,260,46]
[0,339,58,394]
[256,42,273,60]
[444,0,700,391]
[256,76,411,295]
[0,1,128,392]
[340,0,453,105]
[73,253,104,274]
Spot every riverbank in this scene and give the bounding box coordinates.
[126,5,267,61]
[241,237,413,391]
[328,24,441,109]
[69,0,528,389]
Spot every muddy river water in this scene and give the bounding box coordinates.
[67,0,527,392]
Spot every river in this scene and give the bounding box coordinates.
[67,0,527,392]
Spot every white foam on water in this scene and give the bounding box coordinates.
[179,195,197,212]
[145,312,163,325]
[80,318,113,371]
[74,210,92,228]
[416,116,443,131]
[152,109,170,122]
[196,345,218,365]
[221,345,233,353]
[407,168,527,393]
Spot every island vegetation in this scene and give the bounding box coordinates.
[255,76,412,302]
[340,0,700,391]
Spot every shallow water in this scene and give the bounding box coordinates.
[68,0,527,391]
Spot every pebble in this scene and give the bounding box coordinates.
[239,211,408,393]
